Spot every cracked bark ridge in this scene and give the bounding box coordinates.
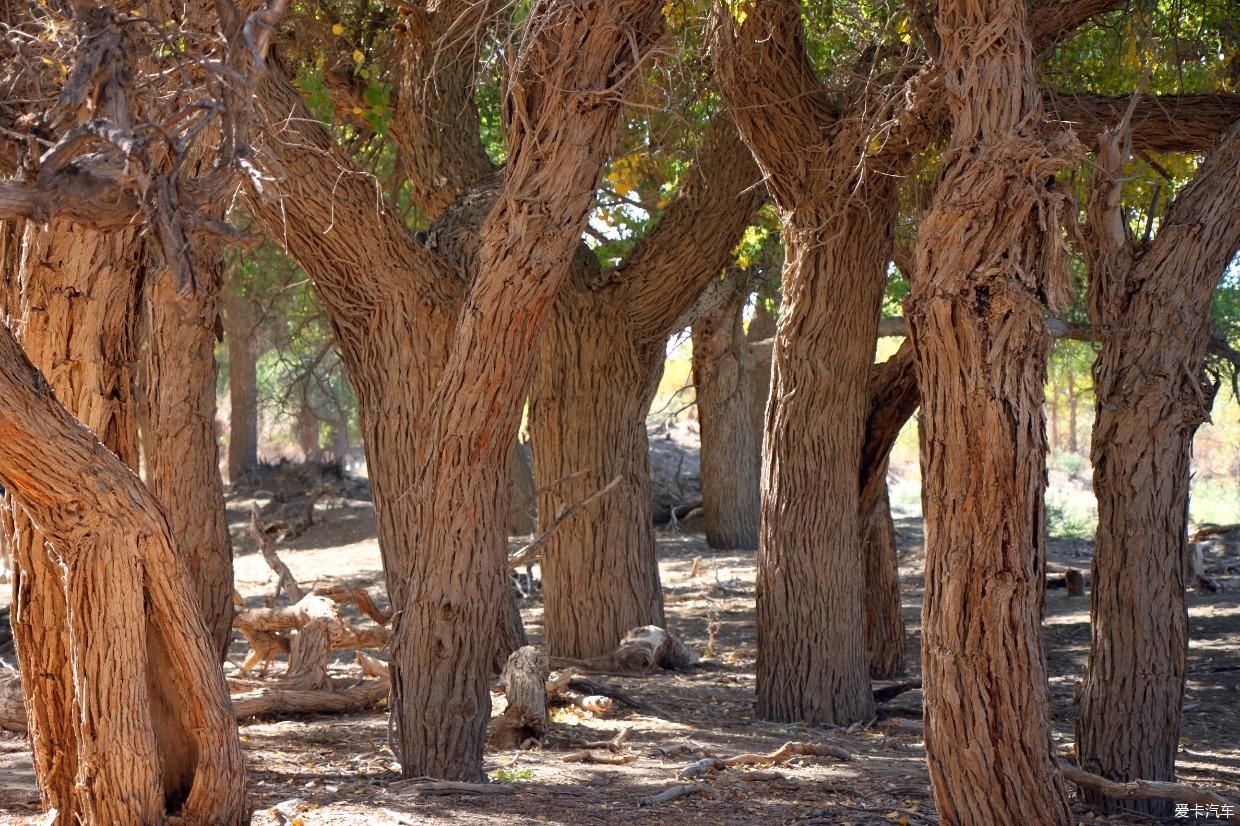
[904,0,1079,822]
[1075,116,1240,817]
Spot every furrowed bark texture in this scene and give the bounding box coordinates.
[692,287,760,550]
[715,0,904,724]
[146,264,235,660]
[862,463,905,680]
[904,0,1077,821]
[1075,119,1240,816]
[530,116,761,658]
[388,0,663,779]
[0,314,246,823]
[224,282,260,479]
[2,221,144,818]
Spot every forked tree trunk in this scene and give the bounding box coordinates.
[529,281,666,658]
[146,265,235,660]
[388,0,662,779]
[224,284,260,479]
[862,467,905,680]
[3,221,144,817]
[1076,118,1240,817]
[905,0,1076,820]
[0,322,246,823]
[692,290,760,550]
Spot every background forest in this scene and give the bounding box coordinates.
[0,0,1238,823]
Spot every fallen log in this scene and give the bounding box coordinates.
[1046,562,1088,596]
[488,645,551,750]
[553,626,700,675]
[561,749,636,765]
[394,780,519,796]
[641,783,721,806]
[1058,760,1240,822]
[231,675,389,720]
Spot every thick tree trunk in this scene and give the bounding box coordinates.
[754,195,890,724]
[746,294,777,449]
[692,290,760,550]
[388,0,662,780]
[224,285,260,480]
[530,296,666,658]
[509,438,537,536]
[297,398,320,461]
[1076,119,1240,817]
[145,266,235,661]
[0,322,247,823]
[3,221,144,817]
[905,0,1076,820]
[862,468,905,680]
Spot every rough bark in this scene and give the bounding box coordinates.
[487,646,551,749]
[388,0,663,780]
[1075,117,1240,816]
[530,116,761,658]
[146,263,235,661]
[862,465,905,680]
[224,280,260,479]
[692,285,760,550]
[0,322,247,823]
[2,220,144,818]
[509,438,537,536]
[714,0,904,724]
[746,289,778,449]
[903,0,1077,820]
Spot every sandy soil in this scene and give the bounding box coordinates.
[1,490,1237,825]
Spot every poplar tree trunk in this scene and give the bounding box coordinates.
[531,297,666,658]
[145,264,235,660]
[0,321,247,824]
[224,286,260,479]
[1076,118,1240,817]
[3,221,145,818]
[388,0,663,779]
[905,0,1077,820]
[862,468,905,679]
[692,290,760,550]
[746,295,777,449]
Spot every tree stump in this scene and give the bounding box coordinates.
[488,646,550,749]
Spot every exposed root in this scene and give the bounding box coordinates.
[1058,761,1240,821]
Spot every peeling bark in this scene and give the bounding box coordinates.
[1075,118,1240,816]
[904,0,1078,820]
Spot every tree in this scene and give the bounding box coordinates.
[0,322,247,823]
[382,0,665,779]
[692,272,760,549]
[1073,114,1240,816]
[903,0,1078,819]
[224,268,261,479]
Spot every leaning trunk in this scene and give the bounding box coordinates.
[1076,119,1240,817]
[145,266,235,660]
[0,322,247,823]
[905,0,1076,820]
[692,291,760,550]
[530,296,665,658]
[755,188,892,725]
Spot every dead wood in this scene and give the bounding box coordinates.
[1189,523,1240,542]
[678,741,852,780]
[1058,761,1240,821]
[1045,564,1088,596]
[311,585,392,625]
[561,750,636,765]
[507,475,623,570]
[230,675,390,720]
[552,626,700,675]
[302,483,334,527]
[872,680,922,703]
[394,781,518,796]
[251,504,304,601]
[0,666,24,733]
[641,783,722,806]
[488,646,551,750]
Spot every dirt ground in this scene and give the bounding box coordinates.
[2,486,1238,825]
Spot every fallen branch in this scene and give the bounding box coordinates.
[1058,761,1240,821]
[251,504,303,601]
[508,475,623,570]
[395,781,518,796]
[873,680,922,703]
[561,749,636,765]
[552,626,700,675]
[641,783,722,806]
[679,741,852,780]
[231,674,389,720]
